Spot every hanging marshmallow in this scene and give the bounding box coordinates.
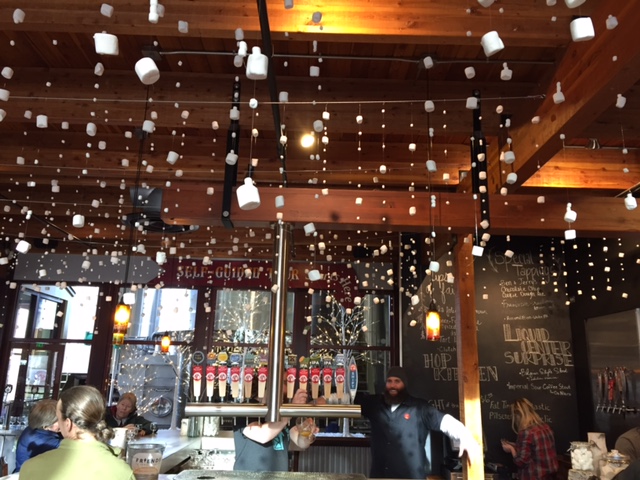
[93,32,119,55]
[237,41,248,57]
[426,160,437,173]
[606,15,618,30]
[309,65,320,77]
[246,47,268,80]
[506,172,518,184]
[36,115,48,128]
[284,0,294,9]
[616,94,627,109]
[553,82,565,104]
[73,214,85,228]
[481,30,504,57]
[424,100,435,112]
[156,251,167,264]
[13,9,25,24]
[100,3,114,17]
[1,67,13,80]
[166,151,179,165]
[135,57,160,85]
[477,0,495,7]
[570,17,595,42]
[149,0,159,23]
[308,269,321,281]
[504,151,516,164]
[466,97,478,109]
[313,119,324,132]
[226,150,238,165]
[564,202,577,223]
[500,63,513,81]
[142,119,155,133]
[235,28,244,41]
[236,177,261,210]
[564,229,577,240]
[0,89,9,101]
[422,56,434,69]
[312,11,322,23]
[564,0,586,8]
[275,195,285,208]
[464,66,476,79]
[230,106,240,120]
[625,193,637,211]
[178,21,189,33]
[279,91,289,103]
[94,62,105,76]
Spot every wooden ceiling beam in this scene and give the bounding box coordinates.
[486,0,640,193]
[1,143,637,192]
[161,185,640,237]
[1,68,543,139]
[0,0,580,47]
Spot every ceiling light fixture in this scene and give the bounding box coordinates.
[425,299,441,341]
[300,132,315,148]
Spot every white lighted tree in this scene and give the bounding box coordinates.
[309,293,381,364]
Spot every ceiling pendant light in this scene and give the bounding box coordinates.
[113,303,130,345]
[160,332,171,353]
[425,299,441,341]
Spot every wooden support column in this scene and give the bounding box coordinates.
[454,235,484,480]
[86,283,120,395]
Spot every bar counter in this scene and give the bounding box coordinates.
[131,429,200,473]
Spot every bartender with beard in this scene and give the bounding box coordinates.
[356,366,481,479]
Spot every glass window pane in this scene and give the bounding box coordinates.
[34,298,58,337]
[126,288,198,339]
[12,298,30,338]
[310,292,391,348]
[61,343,92,374]
[62,286,99,340]
[212,289,294,344]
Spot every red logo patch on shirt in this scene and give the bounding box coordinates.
[404,413,411,420]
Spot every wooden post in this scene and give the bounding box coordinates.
[454,234,484,480]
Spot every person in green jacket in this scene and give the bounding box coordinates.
[20,385,134,480]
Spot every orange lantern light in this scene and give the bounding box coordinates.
[425,299,441,341]
[160,333,171,354]
[113,303,130,345]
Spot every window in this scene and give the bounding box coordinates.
[309,291,392,398]
[212,289,294,344]
[126,288,198,339]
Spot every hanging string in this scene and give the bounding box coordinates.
[122,86,152,291]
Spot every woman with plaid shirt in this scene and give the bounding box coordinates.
[501,398,558,480]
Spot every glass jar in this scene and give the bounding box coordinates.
[569,441,594,470]
[600,450,630,480]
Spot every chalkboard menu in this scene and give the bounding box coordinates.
[402,236,580,469]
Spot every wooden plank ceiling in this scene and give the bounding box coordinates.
[0,0,638,265]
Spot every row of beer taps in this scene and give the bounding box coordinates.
[596,367,634,414]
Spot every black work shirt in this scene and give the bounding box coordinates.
[358,393,445,479]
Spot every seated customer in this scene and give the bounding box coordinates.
[14,399,62,472]
[19,385,134,480]
[105,392,151,435]
[615,426,640,461]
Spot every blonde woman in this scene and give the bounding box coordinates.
[20,386,134,480]
[501,398,558,480]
